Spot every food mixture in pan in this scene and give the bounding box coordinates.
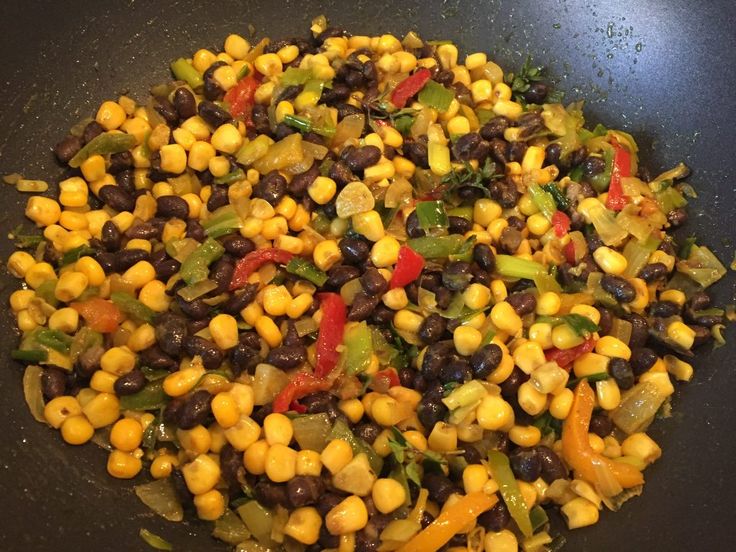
[6,16,730,552]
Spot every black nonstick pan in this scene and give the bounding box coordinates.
[1,0,735,550]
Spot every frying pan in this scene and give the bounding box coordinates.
[1,0,734,550]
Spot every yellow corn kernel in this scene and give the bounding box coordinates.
[453,326,482,356]
[206,313,238,350]
[392,309,423,335]
[648,250,675,272]
[54,271,88,302]
[326,495,368,536]
[370,396,402,427]
[666,321,696,350]
[110,418,143,452]
[491,301,523,335]
[264,444,297,483]
[283,293,312,319]
[82,392,120,428]
[7,251,36,278]
[192,489,226,521]
[24,261,56,290]
[621,432,662,464]
[476,394,514,430]
[337,398,364,424]
[186,140,216,171]
[313,240,342,272]
[60,415,95,445]
[569,304,601,325]
[368,478,405,516]
[370,236,400,268]
[254,53,283,77]
[210,123,243,154]
[380,288,407,310]
[321,439,354,474]
[596,379,621,411]
[100,346,136,376]
[428,142,451,176]
[629,277,649,311]
[493,99,523,120]
[120,261,155,289]
[172,127,196,150]
[659,288,686,306]
[242,439,268,475]
[518,382,548,416]
[224,415,262,451]
[296,449,322,477]
[163,366,205,398]
[283,506,322,546]
[550,388,574,420]
[527,323,552,350]
[462,464,490,495]
[489,280,507,304]
[255,315,282,348]
[509,425,542,447]
[572,352,610,378]
[513,341,546,374]
[107,449,142,479]
[224,34,250,59]
[593,246,628,275]
[561,497,599,529]
[120,117,151,143]
[59,210,89,231]
[428,422,458,452]
[80,155,106,182]
[25,196,61,227]
[90,370,118,394]
[263,413,294,446]
[595,335,632,359]
[261,216,287,240]
[351,210,385,242]
[44,395,83,428]
[126,323,155,352]
[150,454,178,479]
[484,530,518,552]
[10,289,35,312]
[182,454,221,495]
[137,279,170,312]
[552,324,585,350]
[96,101,126,130]
[192,48,217,72]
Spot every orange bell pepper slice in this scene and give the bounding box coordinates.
[71,297,124,333]
[562,380,644,490]
[397,491,498,552]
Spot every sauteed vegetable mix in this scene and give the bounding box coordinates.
[6,16,729,552]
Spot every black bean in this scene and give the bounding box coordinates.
[186,336,224,370]
[188,319,209,335]
[507,292,537,316]
[99,185,135,212]
[113,368,146,396]
[108,150,133,174]
[626,313,649,348]
[545,142,562,166]
[287,476,324,508]
[649,300,680,318]
[41,367,67,400]
[209,256,234,294]
[478,501,511,532]
[156,195,189,219]
[417,395,448,430]
[348,292,381,322]
[206,184,229,212]
[688,291,711,311]
[138,346,177,371]
[173,87,197,119]
[82,121,105,144]
[439,356,472,383]
[178,390,212,430]
[328,160,354,186]
[341,421,379,453]
[500,367,528,399]
[499,226,523,254]
[267,345,307,369]
[251,104,272,136]
[508,141,528,163]
[326,265,361,289]
[163,396,186,425]
[183,218,205,242]
[418,313,447,344]
[442,261,472,291]
[590,413,614,437]
[582,156,606,178]
[692,325,711,347]
[345,146,381,172]
[569,146,588,168]
[638,262,668,283]
[369,304,394,326]
[630,347,657,375]
[220,444,243,487]
[667,207,688,227]
[509,447,542,482]
[360,268,388,295]
[154,97,179,126]
[402,140,429,169]
[100,220,122,251]
[155,313,188,357]
[198,100,233,128]
[447,216,471,235]
[421,341,454,379]
[609,357,635,390]
[113,249,150,272]
[536,445,568,483]
[523,81,549,104]
[690,313,723,328]
[405,210,425,238]
[230,344,259,376]
[254,480,290,509]
[336,102,364,121]
[202,61,227,100]
[288,162,319,198]
[222,235,255,258]
[254,170,287,206]
[54,135,83,163]
[222,283,259,315]
[470,344,503,379]
[452,133,482,161]
[339,237,370,265]
[424,473,457,504]
[480,117,510,140]
[601,274,636,303]
[115,169,136,195]
[470,244,495,273]
[125,221,161,240]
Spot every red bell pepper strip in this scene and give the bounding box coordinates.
[314,293,347,378]
[71,297,124,333]
[605,138,631,212]
[391,68,432,109]
[545,337,597,369]
[552,211,571,237]
[272,372,333,413]
[229,248,294,290]
[224,74,261,125]
[390,245,425,289]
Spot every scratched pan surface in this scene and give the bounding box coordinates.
[0,0,735,550]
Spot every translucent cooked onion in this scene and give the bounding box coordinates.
[611,381,666,435]
[134,479,184,522]
[22,365,47,424]
[331,113,365,146]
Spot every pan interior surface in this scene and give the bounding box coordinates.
[0,1,734,550]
